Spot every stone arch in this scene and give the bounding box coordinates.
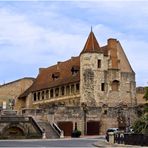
[2,123,26,139]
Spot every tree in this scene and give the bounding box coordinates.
[133,87,148,134]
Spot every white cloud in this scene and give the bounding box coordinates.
[0,1,147,86]
[0,5,89,69]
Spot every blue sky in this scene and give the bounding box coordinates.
[0,1,148,86]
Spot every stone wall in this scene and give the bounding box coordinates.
[0,78,34,111]
[28,105,138,135]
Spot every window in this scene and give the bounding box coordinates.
[71,66,79,75]
[101,83,105,91]
[112,80,119,91]
[61,86,65,96]
[71,84,74,94]
[50,89,53,98]
[42,91,44,100]
[76,83,80,92]
[52,72,60,80]
[37,92,40,100]
[46,90,49,99]
[98,59,101,68]
[55,88,59,97]
[33,93,36,101]
[66,85,70,95]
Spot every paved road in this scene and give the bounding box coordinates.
[0,136,104,147]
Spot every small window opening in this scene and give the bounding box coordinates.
[33,93,36,101]
[76,83,80,92]
[42,91,44,100]
[98,59,101,68]
[71,66,79,75]
[101,83,105,91]
[50,89,53,98]
[52,72,60,80]
[61,86,65,96]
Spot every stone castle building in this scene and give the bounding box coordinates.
[18,31,137,136]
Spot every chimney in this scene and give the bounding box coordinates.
[107,38,117,49]
[107,38,118,69]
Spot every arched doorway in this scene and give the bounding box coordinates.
[2,125,25,139]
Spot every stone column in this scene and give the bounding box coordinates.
[48,89,50,99]
[108,132,114,144]
[53,88,56,98]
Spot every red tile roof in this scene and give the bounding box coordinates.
[80,31,102,54]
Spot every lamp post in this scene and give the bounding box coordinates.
[81,102,88,135]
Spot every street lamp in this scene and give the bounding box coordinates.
[81,102,88,135]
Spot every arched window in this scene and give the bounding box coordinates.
[112,80,119,91]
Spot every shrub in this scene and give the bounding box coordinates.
[71,130,81,138]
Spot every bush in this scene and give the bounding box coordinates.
[71,130,81,138]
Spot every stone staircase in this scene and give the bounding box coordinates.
[37,122,59,139]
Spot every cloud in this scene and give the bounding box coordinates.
[0,1,147,86]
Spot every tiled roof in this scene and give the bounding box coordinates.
[19,56,80,99]
[80,31,102,54]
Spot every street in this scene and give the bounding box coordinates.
[0,136,104,147]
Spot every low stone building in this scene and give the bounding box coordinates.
[19,30,137,135]
[0,77,34,111]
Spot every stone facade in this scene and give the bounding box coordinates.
[0,78,34,111]
[18,31,137,135]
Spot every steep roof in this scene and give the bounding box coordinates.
[19,56,80,98]
[80,31,102,54]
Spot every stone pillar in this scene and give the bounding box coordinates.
[108,132,114,144]
[59,86,61,97]
[69,85,71,95]
[64,86,66,96]
[53,88,55,98]
[48,89,50,99]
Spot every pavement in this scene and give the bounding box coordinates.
[93,140,147,147]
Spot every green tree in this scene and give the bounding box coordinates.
[133,87,148,134]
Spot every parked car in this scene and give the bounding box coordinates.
[105,128,118,141]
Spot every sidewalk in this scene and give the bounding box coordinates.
[93,140,144,147]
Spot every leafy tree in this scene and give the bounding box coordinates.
[133,113,148,134]
[133,87,148,134]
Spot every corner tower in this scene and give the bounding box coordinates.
[80,31,108,106]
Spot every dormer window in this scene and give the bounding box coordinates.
[52,72,60,80]
[71,66,79,75]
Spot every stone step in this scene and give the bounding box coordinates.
[38,122,59,139]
